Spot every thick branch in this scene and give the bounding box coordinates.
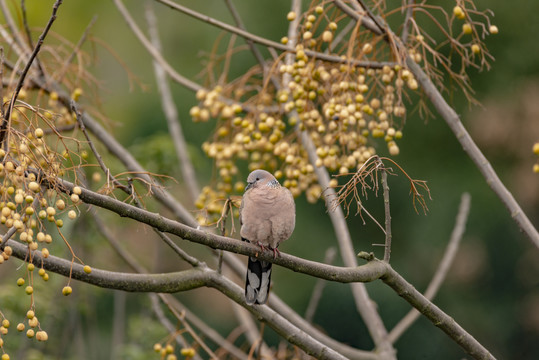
[382,266,495,359]
[6,239,210,292]
[4,238,349,360]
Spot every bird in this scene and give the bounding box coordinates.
[240,169,296,305]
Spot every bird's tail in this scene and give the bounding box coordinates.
[245,257,272,305]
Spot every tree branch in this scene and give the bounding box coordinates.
[0,0,63,147]
[406,57,539,248]
[4,238,350,360]
[382,265,495,359]
[152,0,394,69]
[145,1,200,202]
[388,193,471,343]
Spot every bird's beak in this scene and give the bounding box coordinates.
[245,182,253,191]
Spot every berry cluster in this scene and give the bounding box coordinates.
[0,88,90,357]
[190,2,497,223]
[153,342,196,360]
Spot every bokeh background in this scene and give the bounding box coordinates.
[1,0,538,359]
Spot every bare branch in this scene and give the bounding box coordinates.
[382,265,495,359]
[406,57,539,248]
[145,2,200,202]
[152,0,394,69]
[381,162,392,263]
[388,193,471,343]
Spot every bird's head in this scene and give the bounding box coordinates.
[245,169,279,191]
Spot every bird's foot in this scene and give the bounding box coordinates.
[269,246,280,259]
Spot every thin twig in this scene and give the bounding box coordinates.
[346,0,539,248]
[162,295,249,360]
[56,15,97,83]
[388,192,471,343]
[114,0,201,92]
[150,294,203,360]
[21,0,46,77]
[0,0,31,59]
[72,100,130,193]
[153,0,394,69]
[0,0,63,148]
[223,0,266,68]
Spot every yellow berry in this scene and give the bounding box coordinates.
[27,263,35,272]
[165,344,174,354]
[38,268,46,276]
[56,219,64,227]
[153,343,162,353]
[68,210,77,219]
[322,30,333,42]
[46,207,56,216]
[2,319,9,328]
[453,6,465,20]
[315,6,323,14]
[26,329,35,338]
[28,317,38,328]
[28,181,40,192]
[532,142,539,155]
[56,199,66,210]
[83,265,92,274]
[3,246,12,256]
[180,348,196,357]
[1,353,9,360]
[34,128,44,138]
[70,194,80,203]
[280,36,288,45]
[489,25,498,34]
[533,164,539,173]
[72,186,82,195]
[287,11,296,21]
[25,286,33,295]
[17,323,25,332]
[17,277,25,286]
[27,310,35,319]
[72,88,83,101]
[471,44,481,54]
[62,286,72,296]
[462,23,472,35]
[42,248,49,258]
[36,330,48,341]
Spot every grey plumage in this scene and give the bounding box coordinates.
[240,169,295,305]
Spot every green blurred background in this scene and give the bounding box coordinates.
[1,0,538,359]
